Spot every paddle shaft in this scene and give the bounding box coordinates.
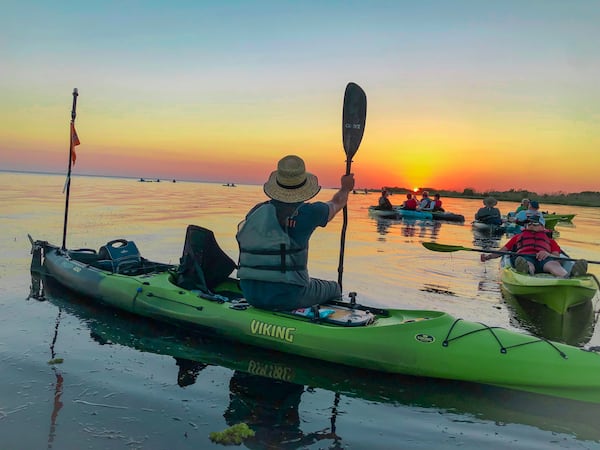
[423,242,599,263]
[478,248,600,264]
[337,160,352,289]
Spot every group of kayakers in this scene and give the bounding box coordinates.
[474,196,546,227]
[377,189,445,212]
[237,154,589,312]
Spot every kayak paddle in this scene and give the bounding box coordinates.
[422,242,600,265]
[338,82,367,290]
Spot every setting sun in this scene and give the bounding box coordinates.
[413,187,419,193]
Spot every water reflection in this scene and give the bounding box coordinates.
[175,358,208,387]
[372,217,442,240]
[28,275,65,450]
[472,228,503,249]
[502,288,597,346]
[224,372,339,449]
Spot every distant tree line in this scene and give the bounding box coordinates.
[380,187,600,207]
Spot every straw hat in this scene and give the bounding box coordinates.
[263,155,321,203]
[484,196,497,207]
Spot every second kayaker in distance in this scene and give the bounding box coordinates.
[474,196,503,225]
[377,189,394,210]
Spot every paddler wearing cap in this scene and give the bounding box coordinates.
[480,215,588,278]
[235,155,355,311]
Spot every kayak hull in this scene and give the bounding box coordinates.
[393,208,432,219]
[472,221,505,234]
[431,211,465,223]
[31,238,600,404]
[500,256,597,314]
[368,206,400,219]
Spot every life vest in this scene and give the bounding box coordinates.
[403,198,418,210]
[512,231,553,254]
[432,199,443,210]
[420,198,431,208]
[236,202,309,286]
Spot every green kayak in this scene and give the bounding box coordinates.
[544,213,576,223]
[500,255,598,314]
[30,230,600,404]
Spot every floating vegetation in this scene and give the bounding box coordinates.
[209,423,255,445]
[47,358,64,364]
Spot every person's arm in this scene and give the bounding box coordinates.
[481,235,516,261]
[327,174,355,221]
[538,240,562,260]
[480,246,508,262]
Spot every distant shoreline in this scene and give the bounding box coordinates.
[2,170,598,207]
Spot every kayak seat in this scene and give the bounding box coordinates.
[68,248,99,265]
[175,225,238,295]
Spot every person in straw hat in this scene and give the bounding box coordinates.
[474,196,503,225]
[236,155,355,311]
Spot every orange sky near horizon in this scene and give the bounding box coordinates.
[2,92,598,195]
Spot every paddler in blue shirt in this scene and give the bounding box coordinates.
[236,155,354,311]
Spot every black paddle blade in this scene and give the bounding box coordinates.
[342,82,367,161]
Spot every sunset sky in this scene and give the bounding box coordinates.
[1,1,599,194]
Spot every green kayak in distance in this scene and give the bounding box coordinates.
[30,231,600,404]
[500,255,598,314]
[544,213,576,223]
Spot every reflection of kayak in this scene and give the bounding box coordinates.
[368,206,400,219]
[30,233,600,404]
[36,274,600,436]
[393,208,432,219]
[500,255,598,314]
[471,221,505,234]
[430,211,465,223]
[502,287,595,346]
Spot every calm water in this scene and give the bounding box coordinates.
[2,171,600,449]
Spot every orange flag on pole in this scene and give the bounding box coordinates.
[70,122,80,165]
